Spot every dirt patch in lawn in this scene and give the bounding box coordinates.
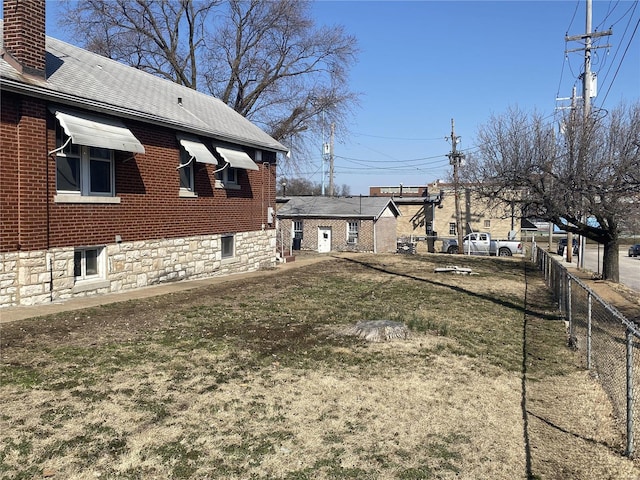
[1,253,638,479]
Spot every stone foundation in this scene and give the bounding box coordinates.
[0,230,276,308]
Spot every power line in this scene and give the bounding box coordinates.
[598,16,640,106]
[350,132,445,141]
[336,153,450,164]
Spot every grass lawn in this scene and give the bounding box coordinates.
[1,253,638,479]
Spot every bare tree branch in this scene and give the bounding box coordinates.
[60,0,360,173]
[463,102,640,282]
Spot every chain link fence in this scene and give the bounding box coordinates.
[531,243,640,457]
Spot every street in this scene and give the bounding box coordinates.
[568,245,640,292]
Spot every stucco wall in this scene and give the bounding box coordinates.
[375,216,398,253]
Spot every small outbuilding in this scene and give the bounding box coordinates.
[276,196,400,254]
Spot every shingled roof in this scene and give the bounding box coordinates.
[277,196,400,220]
[0,21,288,154]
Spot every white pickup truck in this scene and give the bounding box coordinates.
[441,232,523,257]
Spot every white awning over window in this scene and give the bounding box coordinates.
[177,135,218,165]
[52,108,145,154]
[215,146,259,171]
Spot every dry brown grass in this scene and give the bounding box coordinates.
[1,253,639,479]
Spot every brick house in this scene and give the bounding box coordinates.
[0,0,288,307]
[276,196,399,254]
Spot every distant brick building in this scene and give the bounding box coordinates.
[370,183,522,253]
[0,0,288,307]
[276,196,399,254]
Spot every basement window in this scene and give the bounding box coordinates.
[221,234,235,259]
[74,247,105,282]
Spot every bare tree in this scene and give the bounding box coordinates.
[277,177,351,197]
[59,0,359,172]
[201,0,358,171]
[463,102,640,282]
[60,0,216,88]
[277,177,321,196]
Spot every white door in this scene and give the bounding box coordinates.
[318,227,332,253]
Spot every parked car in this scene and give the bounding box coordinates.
[557,238,579,256]
[629,244,640,257]
[441,232,522,256]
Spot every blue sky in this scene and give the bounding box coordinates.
[42,1,640,195]
[309,0,640,194]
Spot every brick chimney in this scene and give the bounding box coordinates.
[2,0,46,78]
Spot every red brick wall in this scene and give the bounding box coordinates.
[0,94,20,251]
[2,0,46,76]
[0,93,48,251]
[1,92,278,252]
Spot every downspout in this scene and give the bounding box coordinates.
[373,217,377,254]
[262,161,269,231]
[261,163,265,231]
[46,122,69,302]
[47,139,53,302]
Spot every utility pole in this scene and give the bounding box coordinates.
[565,0,611,267]
[328,122,335,197]
[320,108,327,195]
[447,119,465,254]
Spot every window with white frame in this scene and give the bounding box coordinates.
[216,160,238,186]
[293,220,303,239]
[74,247,105,281]
[179,147,195,192]
[221,234,235,259]
[347,221,359,244]
[449,222,457,236]
[56,126,114,196]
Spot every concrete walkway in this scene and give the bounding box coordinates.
[0,254,334,324]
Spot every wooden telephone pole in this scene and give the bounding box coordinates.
[565,0,611,266]
[447,119,465,254]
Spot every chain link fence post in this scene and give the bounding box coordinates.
[587,292,592,370]
[627,328,635,457]
[567,277,573,341]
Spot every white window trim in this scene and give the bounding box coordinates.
[215,161,240,190]
[56,145,116,197]
[72,246,108,288]
[293,220,303,239]
[347,221,359,244]
[178,149,196,194]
